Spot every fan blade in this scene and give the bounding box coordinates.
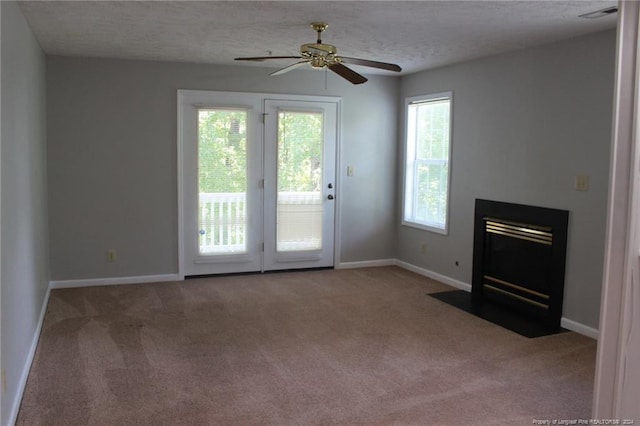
[270,61,310,76]
[235,56,302,62]
[340,56,402,72]
[328,63,368,85]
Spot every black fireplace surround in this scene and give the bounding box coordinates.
[472,199,569,330]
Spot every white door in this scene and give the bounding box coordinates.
[179,91,338,276]
[180,91,263,275]
[263,100,337,271]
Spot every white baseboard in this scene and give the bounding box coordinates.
[50,273,181,289]
[393,260,599,340]
[335,259,396,269]
[8,285,51,426]
[561,317,599,340]
[394,260,472,292]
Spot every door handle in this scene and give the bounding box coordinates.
[327,194,334,200]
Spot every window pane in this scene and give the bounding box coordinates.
[198,109,247,255]
[404,94,451,232]
[415,162,448,226]
[277,111,323,252]
[416,100,449,160]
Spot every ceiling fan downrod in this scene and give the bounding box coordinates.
[311,22,328,44]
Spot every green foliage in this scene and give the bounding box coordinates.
[416,162,448,224]
[278,111,323,192]
[416,100,449,161]
[198,109,247,193]
[412,100,450,226]
[197,109,324,194]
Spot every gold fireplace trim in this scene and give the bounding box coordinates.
[483,275,549,300]
[483,284,549,310]
[484,218,552,245]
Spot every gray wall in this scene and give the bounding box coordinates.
[398,30,616,329]
[46,57,399,280]
[1,1,49,423]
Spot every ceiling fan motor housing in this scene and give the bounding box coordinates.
[301,43,337,55]
[301,43,338,68]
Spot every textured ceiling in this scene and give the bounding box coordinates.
[18,1,618,76]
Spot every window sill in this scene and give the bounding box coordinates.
[401,220,449,235]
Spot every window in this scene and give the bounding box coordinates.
[197,108,248,255]
[403,92,452,234]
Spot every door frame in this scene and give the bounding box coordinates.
[593,0,640,418]
[177,90,342,279]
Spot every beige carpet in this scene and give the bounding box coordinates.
[17,267,596,425]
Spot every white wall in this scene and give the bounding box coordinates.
[398,30,616,330]
[46,57,399,280]
[0,2,49,424]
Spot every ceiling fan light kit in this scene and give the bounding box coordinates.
[234,22,402,85]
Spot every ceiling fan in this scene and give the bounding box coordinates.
[234,22,402,85]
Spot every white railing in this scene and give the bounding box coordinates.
[199,192,246,254]
[276,192,322,251]
[198,191,322,254]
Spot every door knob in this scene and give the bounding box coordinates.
[327,194,334,200]
[328,183,333,189]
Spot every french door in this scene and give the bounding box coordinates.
[178,91,338,276]
[263,100,337,271]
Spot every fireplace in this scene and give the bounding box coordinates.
[472,199,569,330]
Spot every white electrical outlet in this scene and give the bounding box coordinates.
[347,166,354,176]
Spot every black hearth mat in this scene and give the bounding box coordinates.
[429,290,568,338]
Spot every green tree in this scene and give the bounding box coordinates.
[198,109,324,194]
[415,101,449,224]
[277,111,323,192]
[198,109,247,193]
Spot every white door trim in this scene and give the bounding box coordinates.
[593,0,640,419]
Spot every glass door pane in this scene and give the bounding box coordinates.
[276,110,323,252]
[198,109,247,255]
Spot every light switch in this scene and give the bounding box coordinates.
[347,166,354,176]
[575,175,589,191]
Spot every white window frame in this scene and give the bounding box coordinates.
[402,91,453,235]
